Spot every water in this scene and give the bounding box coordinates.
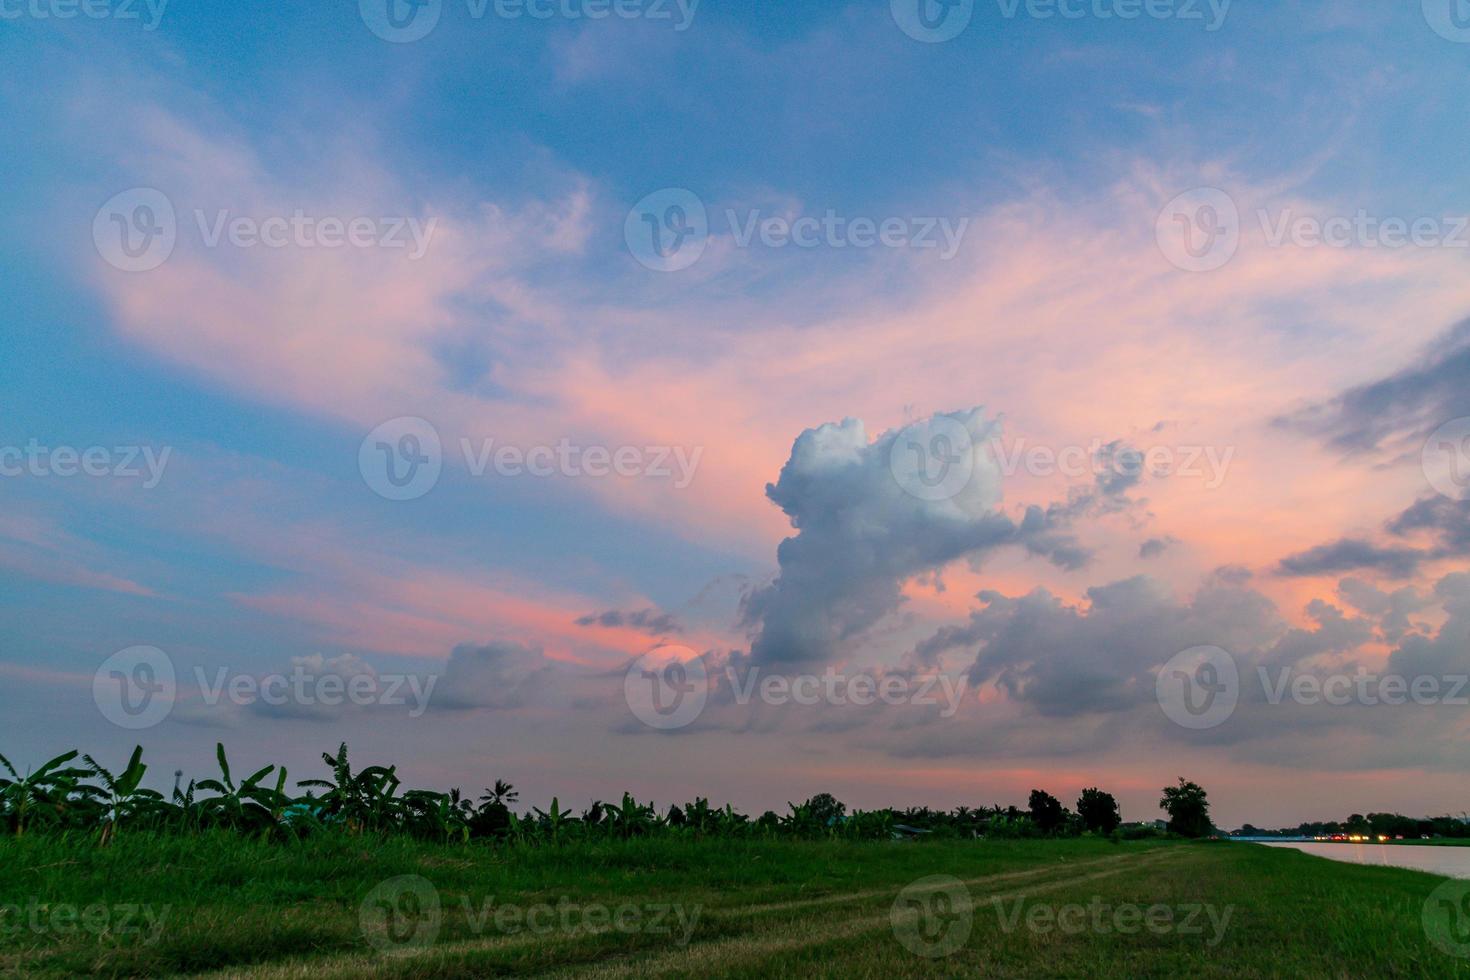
[1258,841,1470,878]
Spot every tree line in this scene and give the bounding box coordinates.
[1237,811,1470,840]
[1,744,1214,844]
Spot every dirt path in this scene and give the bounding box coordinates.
[551,849,1182,979]
[206,847,1181,979]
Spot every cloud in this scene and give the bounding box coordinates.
[71,59,1470,563]
[1278,318,1470,455]
[1388,573,1470,679]
[0,510,158,598]
[736,408,1183,668]
[1013,502,1095,571]
[245,653,379,722]
[1336,577,1429,644]
[739,409,1058,668]
[169,700,243,730]
[886,564,1470,776]
[574,607,682,636]
[1274,495,1470,580]
[905,572,1394,740]
[1387,496,1470,557]
[1139,536,1176,559]
[431,640,552,710]
[1276,538,1424,579]
[1092,440,1147,499]
[168,652,432,727]
[914,576,1288,718]
[1210,565,1254,585]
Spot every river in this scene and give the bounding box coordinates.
[1259,841,1470,878]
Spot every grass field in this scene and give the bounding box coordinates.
[3,834,1469,977]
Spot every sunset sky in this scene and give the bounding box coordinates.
[3,1,1470,828]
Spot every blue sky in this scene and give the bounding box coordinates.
[3,0,1470,825]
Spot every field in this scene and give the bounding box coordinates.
[3,835,1468,978]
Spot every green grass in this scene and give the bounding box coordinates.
[1,834,1466,977]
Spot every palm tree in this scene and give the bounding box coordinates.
[480,780,518,808]
[472,782,517,839]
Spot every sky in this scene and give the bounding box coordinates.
[3,0,1470,829]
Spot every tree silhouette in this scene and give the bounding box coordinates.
[1160,778,1212,838]
[1028,789,1065,834]
[1076,787,1121,834]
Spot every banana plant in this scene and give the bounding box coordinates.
[247,766,292,836]
[297,742,361,831]
[82,746,160,845]
[0,750,89,836]
[170,769,201,833]
[715,803,748,836]
[404,788,470,843]
[607,792,657,839]
[299,743,403,833]
[196,743,283,832]
[357,765,403,832]
[780,799,815,836]
[532,797,576,843]
[682,796,714,833]
[0,740,954,845]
